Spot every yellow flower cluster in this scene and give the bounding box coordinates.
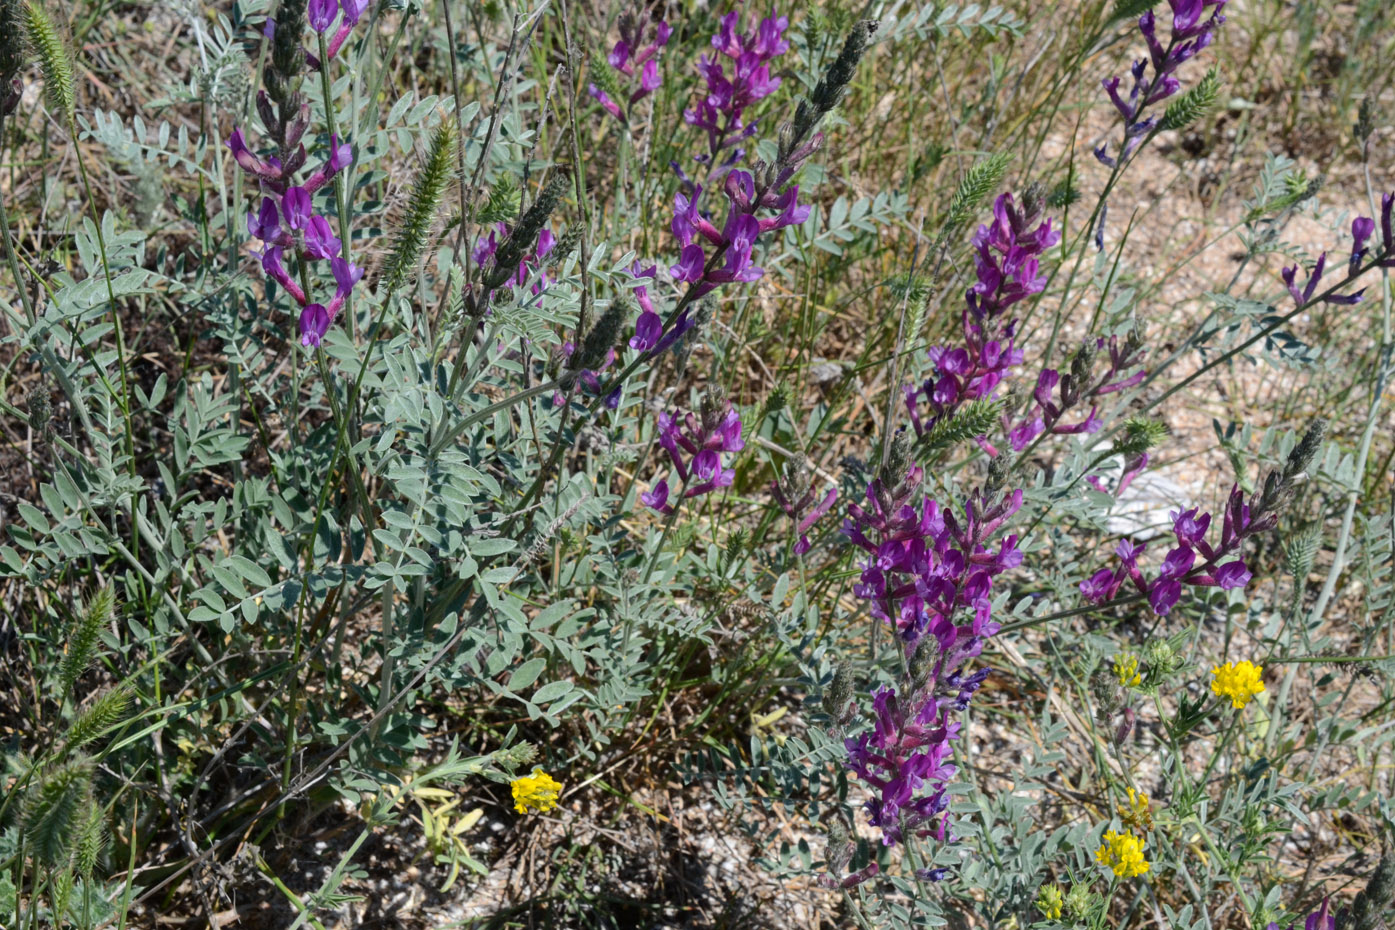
[1095,829,1149,878]
[1118,787,1153,832]
[1113,652,1143,688]
[510,768,562,815]
[1210,660,1265,709]
[1035,883,1064,920]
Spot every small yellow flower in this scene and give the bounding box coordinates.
[1095,829,1149,878]
[1117,787,1153,832]
[1113,652,1143,688]
[510,768,562,815]
[1035,883,1064,920]
[1210,660,1265,709]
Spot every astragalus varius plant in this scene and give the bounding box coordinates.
[1,0,1394,927]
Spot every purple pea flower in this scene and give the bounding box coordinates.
[248,197,282,243]
[281,187,312,231]
[1268,897,1334,930]
[641,478,672,515]
[302,215,341,260]
[308,0,338,33]
[299,303,331,347]
[226,128,282,181]
[1350,215,1375,273]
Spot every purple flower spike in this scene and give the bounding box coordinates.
[1098,0,1227,174]
[594,17,670,123]
[908,190,1061,439]
[643,394,744,514]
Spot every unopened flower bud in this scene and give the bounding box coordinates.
[495,740,538,769]
[1115,705,1135,744]
[1284,417,1326,482]
[1020,181,1046,227]
[824,661,856,729]
[879,430,915,489]
[571,297,626,372]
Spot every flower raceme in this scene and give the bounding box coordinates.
[235,145,364,347]
[510,768,562,815]
[641,393,745,516]
[589,13,671,124]
[1095,829,1150,878]
[1080,486,1259,616]
[1118,787,1153,832]
[840,436,1024,854]
[1004,331,1146,452]
[1096,0,1228,167]
[1113,653,1143,689]
[905,191,1058,438]
[1211,660,1265,709]
[685,9,791,169]
[1036,884,1064,921]
[668,169,811,298]
[771,456,837,556]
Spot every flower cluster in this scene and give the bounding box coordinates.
[905,191,1058,438]
[473,222,556,305]
[840,437,1023,852]
[685,10,790,170]
[1004,331,1146,452]
[1117,787,1153,832]
[771,455,838,556]
[589,13,670,124]
[1113,652,1142,689]
[1036,884,1064,921]
[233,130,363,347]
[1080,484,1262,615]
[641,392,745,515]
[264,0,369,71]
[510,768,562,815]
[669,168,810,299]
[1095,829,1150,878]
[1280,211,1383,308]
[1210,659,1265,709]
[1096,0,1228,167]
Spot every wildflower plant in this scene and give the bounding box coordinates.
[1,0,1394,928]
